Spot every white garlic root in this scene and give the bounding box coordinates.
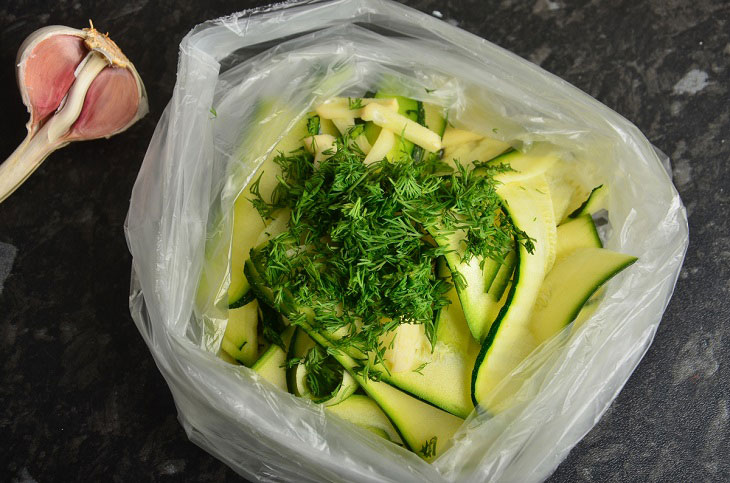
[0,22,148,203]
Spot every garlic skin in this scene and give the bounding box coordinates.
[0,22,148,203]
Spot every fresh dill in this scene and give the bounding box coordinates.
[412,362,429,375]
[348,97,364,110]
[250,122,531,379]
[307,115,320,136]
[303,346,343,399]
[248,172,274,220]
[420,436,438,458]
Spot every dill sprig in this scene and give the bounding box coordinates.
[253,124,529,377]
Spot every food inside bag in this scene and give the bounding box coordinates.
[125,1,688,481]
[212,91,638,460]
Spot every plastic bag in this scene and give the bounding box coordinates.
[124,1,689,481]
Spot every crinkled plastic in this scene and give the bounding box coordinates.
[124,1,689,481]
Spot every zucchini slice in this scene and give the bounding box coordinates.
[484,144,559,184]
[529,247,637,345]
[287,328,358,406]
[244,256,463,460]
[326,395,404,445]
[252,326,296,391]
[489,248,517,301]
[431,224,503,343]
[555,214,602,263]
[442,136,511,171]
[423,103,447,139]
[376,286,480,418]
[569,184,608,218]
[221,299,259,366]
[335,349,463,462]
[544,160,591,223]
[291,310,464,461]
[363,90,420,160]
[471,175,555,409]
[227,118,308,307]
[433,171,555,343]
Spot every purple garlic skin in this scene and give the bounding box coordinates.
[0,22,148,203]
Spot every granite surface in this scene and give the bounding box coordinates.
[0,0,728,481]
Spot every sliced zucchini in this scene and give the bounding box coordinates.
[569,184,608,218]
[544,160,591,223]
[286,328,317,395]
[441,127,482,147]
[423,103,447,138]
[555,214,602,263]
[340,352,463,462]
[387,288,480,418]
[529,247,637,345]
[245,256,462,460]
[361,103,441,153]
[326,394,404,445]
[363,90,420,160]
[287,328,358,406]
[442,136,511,171]
[227,117,308,306]
[482,144,560,184]
[471,175,556,409]
[319,337,463,461]
[432,171,555,342]
[319,117,339,136]
[252,326,296,391]
[432,227,501,342]
[489,248,517,301]
[221,299,259,366]
[374,284,480,418]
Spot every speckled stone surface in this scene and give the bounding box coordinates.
[0,0,727,481]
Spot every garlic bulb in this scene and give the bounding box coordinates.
[0,22,148,203]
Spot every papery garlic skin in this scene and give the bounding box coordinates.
[0,23,148,203]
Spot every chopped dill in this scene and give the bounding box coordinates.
[412,362,429,375]
[420,436,438,458]
[303,346,343,399]
[250,124,532,378]
[348,97,364,110]
[307,115,320,136]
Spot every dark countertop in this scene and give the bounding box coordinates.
[0,0,727,481]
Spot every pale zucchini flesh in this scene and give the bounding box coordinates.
[221,299,259,366]
[442,137,511,171]
[569,184,608,218]
[295,320,464,462]
[287,328,358,406]
[555,214,602,263]
[252,326,296,391]
[529,247,637,344]
[244,257,464,462]
[471,175,555,408]
[377,287,480,418]
[326,394,404,445]
[228,117,309,306]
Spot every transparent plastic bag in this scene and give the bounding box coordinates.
[124,1,689,481]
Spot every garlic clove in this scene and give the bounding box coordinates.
[66,64,143,140]
[16,26,88,136]
[1,22,148,203]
